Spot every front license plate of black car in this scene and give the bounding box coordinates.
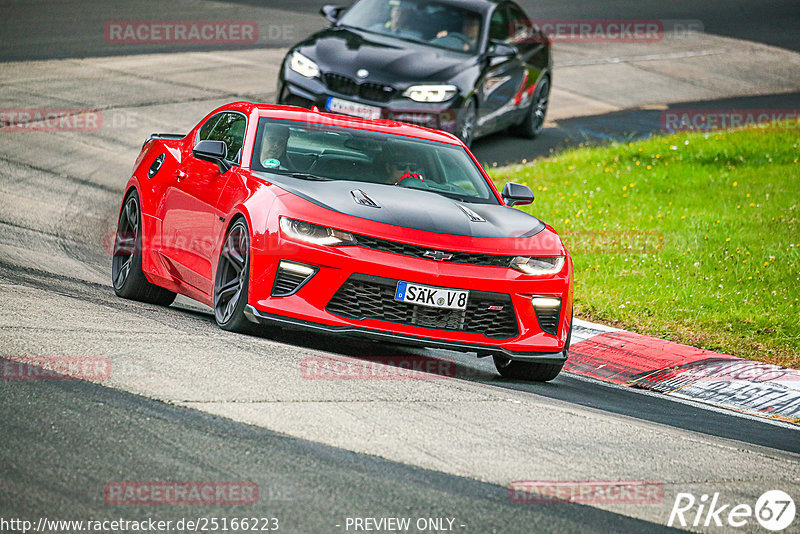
[326,97,382,120]
[394,281,469,310]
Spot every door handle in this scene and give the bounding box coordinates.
[175,169,188,181]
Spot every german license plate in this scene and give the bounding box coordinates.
[394,281,469,310]
[327,97,382,120]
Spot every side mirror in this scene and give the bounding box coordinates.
[320,5,345,23]
[502,182,534,207]
[486,40,518,60]
[192,140,230,174]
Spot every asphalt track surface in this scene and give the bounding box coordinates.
[1,0,798,60]
[1,364,680,533]
[2,2,800,533]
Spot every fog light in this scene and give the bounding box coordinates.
[531,297,561,308]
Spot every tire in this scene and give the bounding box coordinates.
[511,75,550,139]
[112,191,176,306]
[493,357,563,382]
[493,309,571,382]
[213,218,255,333]
[457,98,477,148]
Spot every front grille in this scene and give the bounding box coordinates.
[326,275,519,339]
[533,307,559,335]
[355,234,514,268]
[322,73,396,103]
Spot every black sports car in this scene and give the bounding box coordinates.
[277,0,551,146]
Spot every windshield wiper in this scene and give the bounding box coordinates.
[273,170,333,181]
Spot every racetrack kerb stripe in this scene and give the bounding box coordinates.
[566,324,800,423]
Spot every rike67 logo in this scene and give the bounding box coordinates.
[669,490,795,531]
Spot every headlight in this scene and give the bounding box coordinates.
[289,51,320,78]
[403,84,458,103]
[510,256,565,275]
[280,217,356,246]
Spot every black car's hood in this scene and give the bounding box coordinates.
[297,26,475,84]
[257,173,544,238]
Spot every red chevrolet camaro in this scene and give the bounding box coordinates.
[112,102,573,381]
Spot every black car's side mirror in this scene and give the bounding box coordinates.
[193,140,231,174]
[502,182,534,207]
[320,5,345,23]
[486,40,518,60]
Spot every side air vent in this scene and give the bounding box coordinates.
[271,260,318,297]
[531,296,561,335]
[147,153,165,178]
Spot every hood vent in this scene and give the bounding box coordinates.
[457,204,485,222]
[351,189,380,208]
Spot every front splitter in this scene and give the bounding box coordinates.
[244,305,567,363]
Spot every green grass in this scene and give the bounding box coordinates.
[489,126,800,367]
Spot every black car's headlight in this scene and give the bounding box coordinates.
[289,51,320,78]
[510,256,565,275]
[280,217,356,246]
[403,84,458,103]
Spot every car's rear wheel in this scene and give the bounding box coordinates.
[112,191,176,306]
[511,75,550,139]
[493,309,571,382]
[213,218,254,333]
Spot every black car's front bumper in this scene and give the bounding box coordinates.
[278,67,464,134]
[244,304,567,363]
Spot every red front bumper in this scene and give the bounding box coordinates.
[246,225,573,360]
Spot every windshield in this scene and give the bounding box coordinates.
[339,0,483,53]
[251,118,498,204]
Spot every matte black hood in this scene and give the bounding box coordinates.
[257,173,545,239]
[296,27,475,84]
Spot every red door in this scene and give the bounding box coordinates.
[158,150,232,296]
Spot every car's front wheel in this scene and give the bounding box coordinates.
[457,98,477,148]
[493,356,563,382]
[511,75,550,139]
[213,218,254,333]
[112,190,176,306]
[493,310,571,382]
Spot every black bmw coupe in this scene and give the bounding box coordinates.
[277,0,551,146]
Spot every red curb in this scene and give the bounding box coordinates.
[565,330,800,423]
[566,331,736,384]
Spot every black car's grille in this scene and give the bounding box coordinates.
[355,234,514,268]
[323,73,396,103]
[326,275,519,339]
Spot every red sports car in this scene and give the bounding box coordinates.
[112,102,573,381]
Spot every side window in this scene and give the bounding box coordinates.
[198,115,221,141]
[197,112,246,164]
[488,5,510,42]
[507,4,529,44]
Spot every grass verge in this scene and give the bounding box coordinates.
[489,126,799,367]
